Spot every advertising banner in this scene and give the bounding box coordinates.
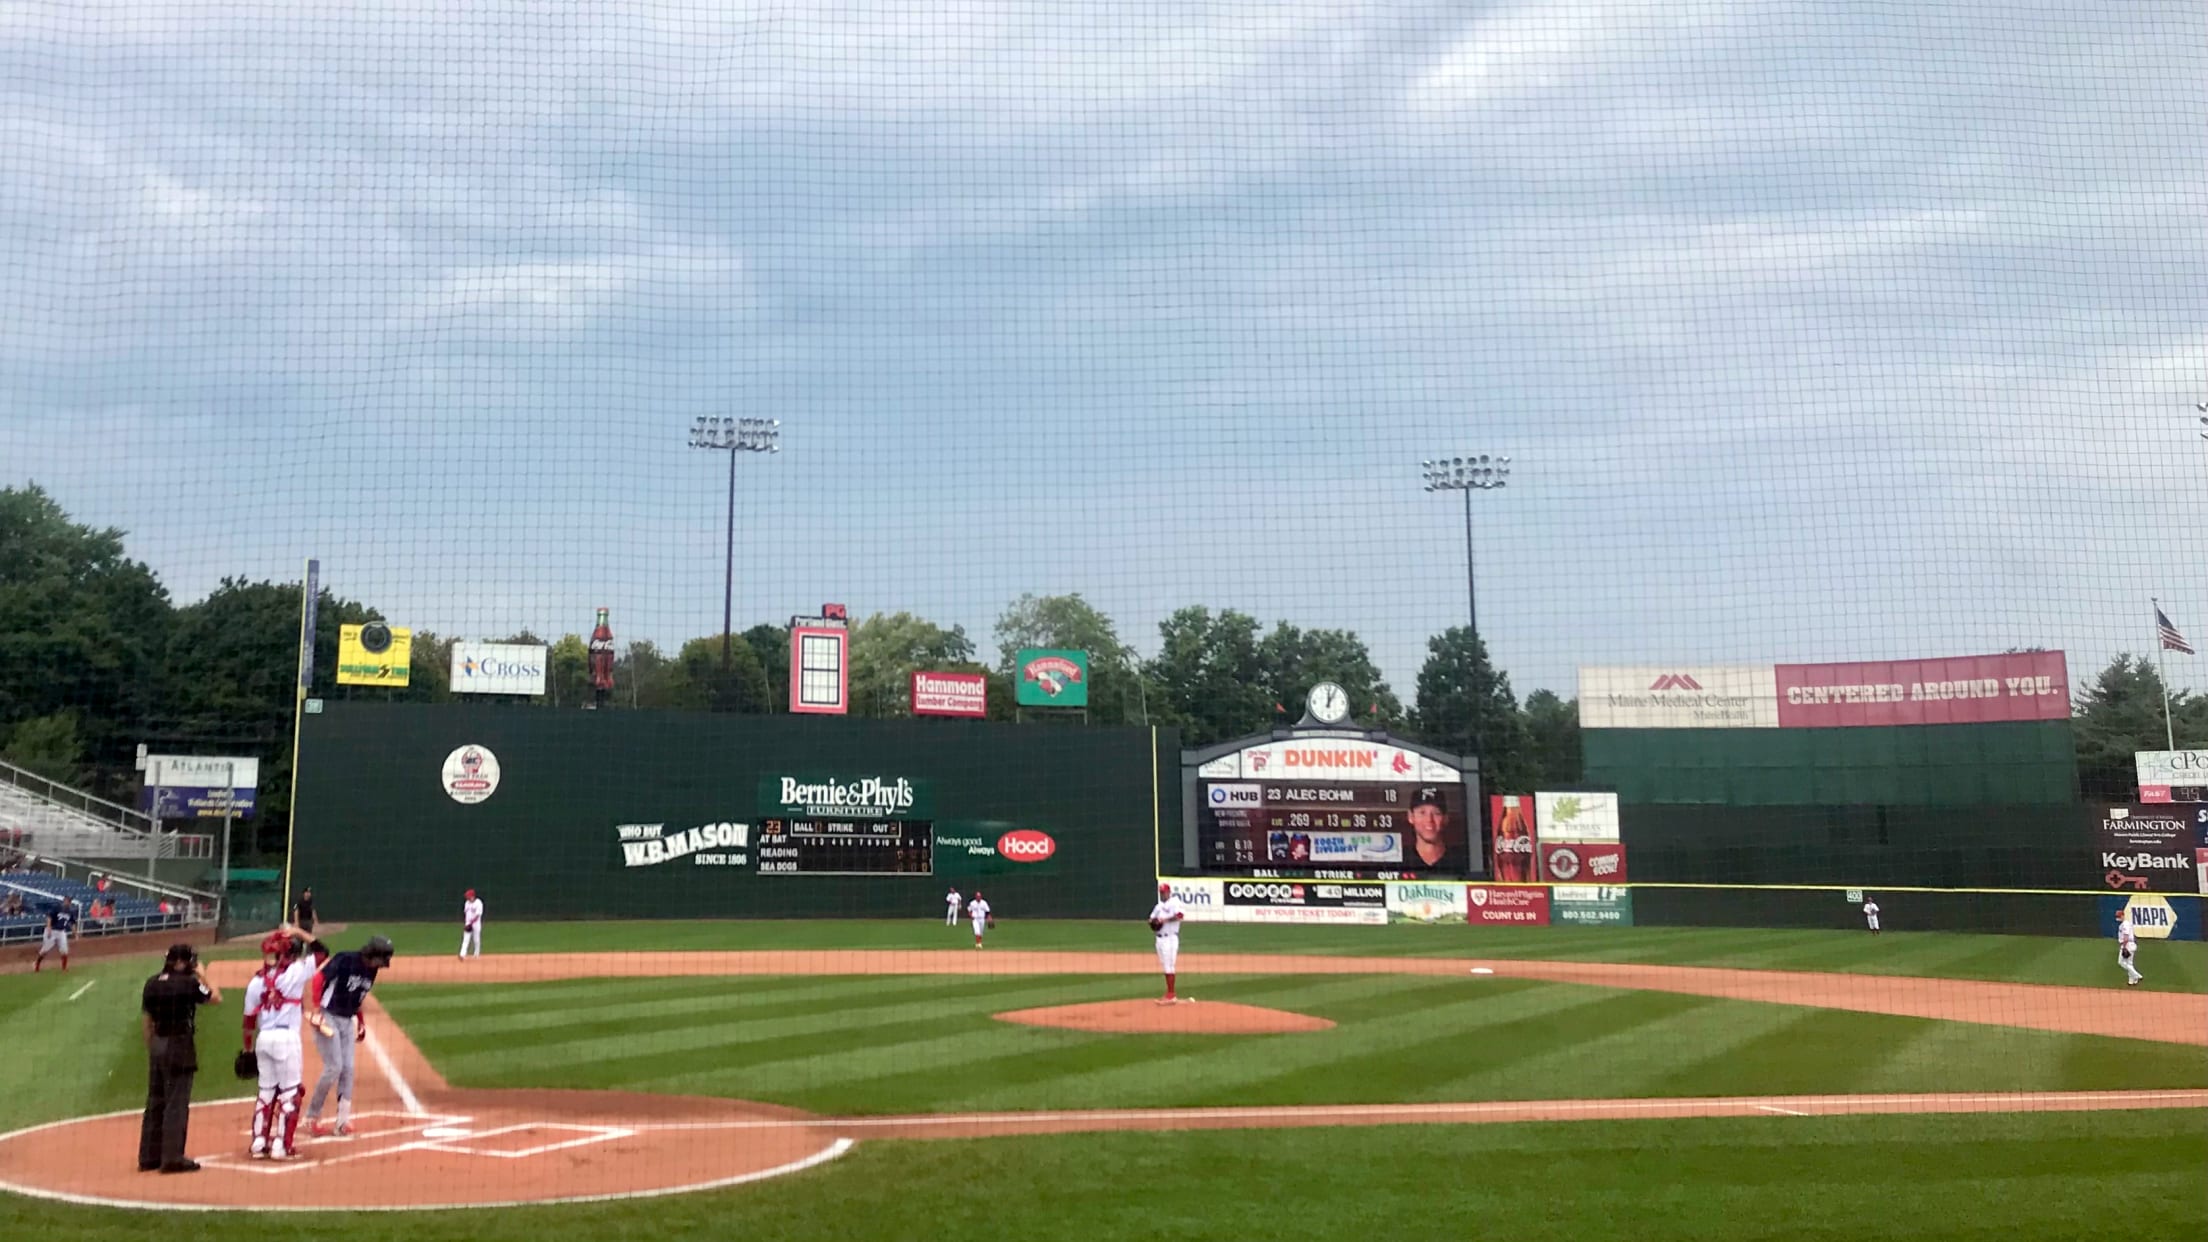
[1171,877,1385,924]
[1387,882,1470,923]
[1489,794,1539,883]
[2099,893,2202,942]
[1539,841,1627,885]
[1578,666,1779,729]
[1466,884,1551,925]
[911,671,988,718]
[142,754,261,819]
[2135,749,2208,803]
[1197,740,1460,783]
[1551,885,1635,927]
[336,623,412,687]
[1223,880,1387,910]
[1534,792,1619,842]
[1015,649,1089,707]
[2090,804,2202,894]
[1773,651,2069,728]
[933,823,1062,875]
[450,642,549,696]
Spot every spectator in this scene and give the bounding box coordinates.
[95,872,112,894]
[158,899,175,917]
[2,890,23,917]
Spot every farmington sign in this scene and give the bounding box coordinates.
[1582,651,2071,729]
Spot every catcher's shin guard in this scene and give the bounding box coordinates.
[278,1085,304,1154]
[251,1085,277,1154]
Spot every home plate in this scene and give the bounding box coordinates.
[1469,968,1495,975]
[419,1127,473,1139]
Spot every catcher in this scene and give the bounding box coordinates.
[237,925,315,1160]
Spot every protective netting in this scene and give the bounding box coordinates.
[0,1,2205,1218]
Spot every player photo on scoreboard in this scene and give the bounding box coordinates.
[1200,779,1477,877]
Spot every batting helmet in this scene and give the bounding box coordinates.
[361,934,395,967]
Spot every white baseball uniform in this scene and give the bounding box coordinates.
[1150,896,1186,974]
[244,958,314,1156]
[460,896,485,957]
[945,888,962,925]
[967,896,991,944]
[2117,923,2141,984]
[1862,901,1880,932]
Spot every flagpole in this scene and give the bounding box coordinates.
[2154,597,2175,750]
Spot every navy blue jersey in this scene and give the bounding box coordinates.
[314,950,380,1018]
[47,908,75,934]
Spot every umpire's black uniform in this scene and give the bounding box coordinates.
[140,944,218,1173]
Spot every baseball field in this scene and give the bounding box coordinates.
[1,919,2203,1239]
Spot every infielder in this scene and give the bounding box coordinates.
[1862,899,1880,935]
[33,898,75,972]
[967,890,991,949]
[1148,882,1186,1003]
[459,888,484,959]
[242,928,314,1160]
[944,886,962,926]
[2117,917,2142,987]
[306,935,394,1138]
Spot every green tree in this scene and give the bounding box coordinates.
[546,634,591,707]
[2072,655,2203,800]
[1257,622,1402,727]
[0,484,173,791]
[1521,689,1582,790]
[994,593,1140,724]
[2,710,86,785]
[673,635,770,714]
[1411,626,1529,792]
[848,612,977,718]
[1147,606,1271,746]
[616,640,685,709]
[742,624,790,711]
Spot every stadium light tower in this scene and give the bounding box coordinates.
[689,416,782,671]
[1422,454,1511,650]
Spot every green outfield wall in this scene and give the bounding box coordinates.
[289,702,1174,921]
[1584,721,2078,805]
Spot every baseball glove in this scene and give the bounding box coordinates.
[232,1050,257,1080]
[986,914,997,929]
[1149,918,1163,932]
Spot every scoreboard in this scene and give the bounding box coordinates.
[1184,735,1481,880]
[755,817,935,875]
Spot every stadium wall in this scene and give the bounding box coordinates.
[1583,721,2079,805]
[290,701,1173,921]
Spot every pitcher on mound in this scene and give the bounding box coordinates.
[1149,882,1187,1003]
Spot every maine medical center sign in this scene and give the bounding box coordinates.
[1581,651,2070,729]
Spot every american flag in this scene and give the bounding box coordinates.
[2157,606,2195,655]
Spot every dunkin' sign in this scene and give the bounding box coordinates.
[1466,885,1551,926]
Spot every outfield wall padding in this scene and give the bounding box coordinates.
[1630,885,2151,938]
[1584,721,2078,805]
[291,702,1174,921]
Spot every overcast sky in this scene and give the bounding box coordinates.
[3,1,2205,704]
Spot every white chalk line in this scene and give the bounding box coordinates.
[65,979,96,1002]
[360,1024,424,1117]
[595,1089,2208,1133]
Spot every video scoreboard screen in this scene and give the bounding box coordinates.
[1196,778,1476,878]
[755,817,935,875]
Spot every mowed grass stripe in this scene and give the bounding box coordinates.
[391,973,1030,1041]
[947,983,1645,1112]
[422,975,1146,1085]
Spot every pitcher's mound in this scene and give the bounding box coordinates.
[995,999,1334,1034]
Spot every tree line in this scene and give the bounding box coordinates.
[1,483,2194,859]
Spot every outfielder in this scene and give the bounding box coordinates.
[459,889,484,959]
[306,935,394,1138]
[944,886,962,926]
[1862,899,1880,935]
[1148,882,1186,1003]
[242,928,314,1159]
[967,890,991,948]
[33,898,75,972]
[2117,917,2142,986]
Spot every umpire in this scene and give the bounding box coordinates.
[139,942,221,1173]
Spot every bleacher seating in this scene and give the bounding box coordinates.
[0,870,188,945]
[0,781,167,860]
